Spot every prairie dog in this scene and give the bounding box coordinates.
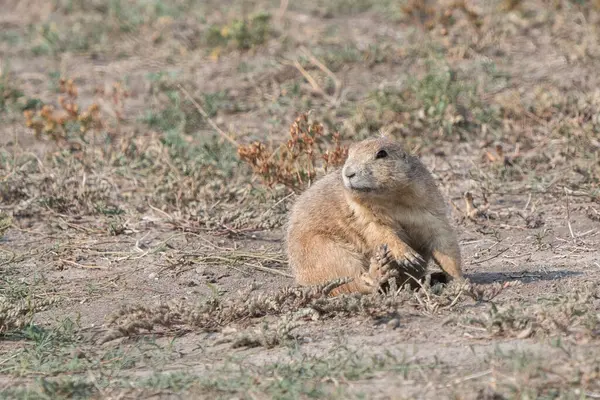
[285,136,462,295]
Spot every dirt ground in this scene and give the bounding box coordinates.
[1,0,600,399]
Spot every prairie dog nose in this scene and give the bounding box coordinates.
[343,166,356,178]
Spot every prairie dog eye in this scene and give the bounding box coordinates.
[375,149,388,159]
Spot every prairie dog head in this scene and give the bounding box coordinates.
[341,137,423,197]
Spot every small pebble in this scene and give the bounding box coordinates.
[386,318,400,330]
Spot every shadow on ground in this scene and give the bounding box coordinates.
[466,270,583,284]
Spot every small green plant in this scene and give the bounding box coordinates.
[0,278,59,334]
[2,318,93,378]
[142,83,228,133]
[352,55,498,140]
[140,90,186,133]
[30,21,107,55]
[206,12,272,53]
[0,65,24,112]
[139,86,238,176]
[413,64,462,119]
[132,372,198,391]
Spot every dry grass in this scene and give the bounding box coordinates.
[463,283,600,340]
[98,275,531,347]
[99,277,398,344]
[238,112,348,193]
[0,278,60,334]
[23,78,102,150]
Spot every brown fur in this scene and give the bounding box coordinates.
[285,136,463,295]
